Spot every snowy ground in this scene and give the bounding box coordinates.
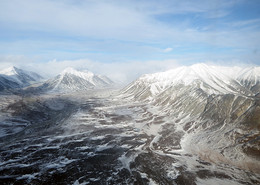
[0,90,259,184]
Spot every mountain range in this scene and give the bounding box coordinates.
[122,63,260,173]
[0,63,259,184]
[122,63,259,100]
[0,66,114,93]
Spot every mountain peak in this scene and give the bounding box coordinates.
[0,66,43,87]
[62,67,77,73]
[63,67,74,71]
[0,66,19,76]
[41,67,114,92]
[61,67,94,76]
[190,63,209,68]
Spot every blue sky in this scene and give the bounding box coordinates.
[0,0,259,81]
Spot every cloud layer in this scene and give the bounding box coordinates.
[0,0,259,81]
[0,56,180,83]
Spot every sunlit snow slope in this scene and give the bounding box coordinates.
[123,63,258,100]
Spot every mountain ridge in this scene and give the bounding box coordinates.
[0,66,44,92]
[122,63,259,100]
[121,63,260,173]
[27,67,114,93]
[0,66,43,86]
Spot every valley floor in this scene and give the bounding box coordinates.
[0,89,259,185]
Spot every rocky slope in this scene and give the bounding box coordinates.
[122,63,260,174]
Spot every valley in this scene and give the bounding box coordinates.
[1,0,260,184]
[0,64,259,185]
[0,89,259,185]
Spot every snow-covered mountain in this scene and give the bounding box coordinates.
[0,66,43,86]
[0,66,43,92]
[34,67,114,92]
[122,63,259,100]
[1,63,259,184]
[121,63,260,173]
[236,67,260,93]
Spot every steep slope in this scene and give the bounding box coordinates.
[0,75,20,92]
[33,67,114,93]
[121,63,260,174]
[236,67,260,94]
[0,66,43,87]
[122,63,253,101]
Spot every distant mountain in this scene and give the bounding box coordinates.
[0,66,43,92]
[0,66,43,86]
[30,67,114,93]
[122,63,260,172]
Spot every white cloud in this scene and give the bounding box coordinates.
[163,48,173,53]
[0,0,259,66]
[229,18,260,28]
[0,0,154,41]
[0,0,243,42]
[43,59,179,83]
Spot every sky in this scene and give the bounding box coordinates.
[0,0,260,82]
